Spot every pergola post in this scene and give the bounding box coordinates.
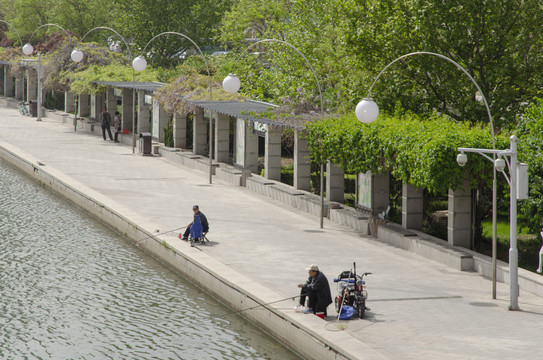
[294,130,311,191]
[214,112,230,162]
[264,124,282,181]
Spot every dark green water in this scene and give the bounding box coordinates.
[0,159,299,360]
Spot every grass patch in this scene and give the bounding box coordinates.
[480,218,541,272]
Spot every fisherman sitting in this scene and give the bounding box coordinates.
[181,205,209,241]
[296,264,332,316]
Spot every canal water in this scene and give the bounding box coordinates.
[0,159,299,360]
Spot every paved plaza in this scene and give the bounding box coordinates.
[0,106,542,359]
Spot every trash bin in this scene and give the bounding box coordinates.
[29,101,37,117]
[139,132,152,155]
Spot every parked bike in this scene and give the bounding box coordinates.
[19,101,30,116]
[333,263,371,319]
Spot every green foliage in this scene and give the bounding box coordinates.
[163,117,173,147]
[516,99,543,232]
[113,0,232,68]
[305,111,509,195]
[0,0,121,38]
[345,0,543,128]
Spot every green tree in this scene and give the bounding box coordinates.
[346,0,543,128]
[113,0,233,67]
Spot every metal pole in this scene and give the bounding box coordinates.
[37,54,41,122]
[492,166,497,299]
[74,96,78,131]
[132,87,136,153]
[209,112,213,184]
[320,164,324,228]
[509,135,519,310]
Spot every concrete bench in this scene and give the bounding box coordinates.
[296,194,329,217]
[377,223,474,271]
[246,176,275,197]
[330,207,370,234]
[268,185,304,207]
[216,166,244,186]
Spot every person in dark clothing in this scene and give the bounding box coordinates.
[99,107,113,141]
[181,205,209,240]
[297,264,333,316]
[113,111,121,143]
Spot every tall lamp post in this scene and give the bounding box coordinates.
[71,27,134,147]
[22,24,71,122]
[355,51,500,300]
[132,32,213,184]
[222,39,326,229]
[456,136,527,310]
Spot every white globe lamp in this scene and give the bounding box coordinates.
[355,98,379,123]
[222,74,241,94]
[132,56,147,72]
[22,43,34,56]
[71,49,84,63]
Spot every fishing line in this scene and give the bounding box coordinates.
[216,294,306,318]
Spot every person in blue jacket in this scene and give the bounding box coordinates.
[181,205,209,240]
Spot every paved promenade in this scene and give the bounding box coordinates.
[1,105,542,359]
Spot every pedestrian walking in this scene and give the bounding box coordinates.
[99,107,113,141]
[113,111,121,143]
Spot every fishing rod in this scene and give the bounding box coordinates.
[135,226,187,245]
[217,293,307,318]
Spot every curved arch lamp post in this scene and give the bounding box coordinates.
[71,27,135,148]
[0,20,23,48]
[23,23,71,55]
[22,24,71,122]
[222,39,326,229]
[133,32,213,184]
[356,51,514,307]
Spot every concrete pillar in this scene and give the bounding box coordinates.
[245,123,259,173]
[4,66,14,97]
[448,176,472,248]
[106,87,116,114]
[215,113,230,162]
[357,171,390,216]
[64,91,75,113]
[27,70,37,101]
[264,125,281,180]
[173,112,187,148]
[137,90,151,133]
[152,100,169,142]
[90,93,104,120]
[294,130,311,191]
[372,173,390,216]
[326,162,344,202]
[78,94,90,117]
[402,183,423,230]
[122,89,134,132]
[193,108,208,155]
[15,72,24,100]
[0,66,4,96]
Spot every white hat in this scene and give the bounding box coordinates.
[305,264,319,271]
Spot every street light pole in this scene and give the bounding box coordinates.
[222,39,326,228]
[132,32,213,183]
[37,53,41,121]
[73,27,134,148]
[356,51,499,298]
[458,135,521,310]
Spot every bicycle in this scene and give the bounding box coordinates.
[19,101,30,116]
